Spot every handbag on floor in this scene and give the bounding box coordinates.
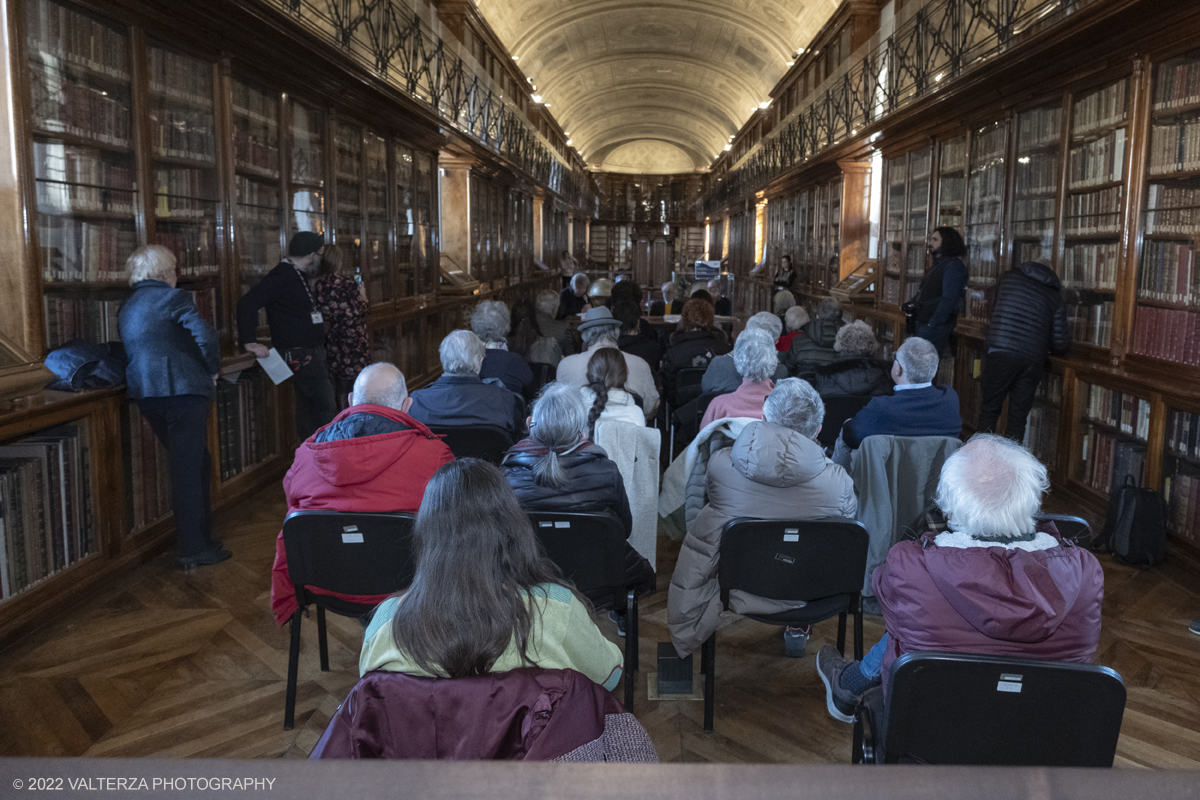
[1096,475,1167,567]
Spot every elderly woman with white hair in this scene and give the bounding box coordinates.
[535,290,577,357]
[816,434,1104,722]
[802,319,893,398]
[669,378,857,659]
[786,296,845,374]
[701,311,789,394]
[406,329,526,439]
[559,272,590,317]
[778,305,809,352]
[472,300,533,395]
[699,330,778,428]
[118,245,226,569]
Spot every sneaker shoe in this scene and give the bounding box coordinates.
[783,626,810,658]
[1190,619,1200,636]
[815,644,860,723]
[179,548,232,570]
[609,609,626,637]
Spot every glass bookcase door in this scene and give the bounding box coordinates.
[964,120,1008,322]
[1074,381,1149,498]
[1025,370,1063,472]
[1131,50,1200,365]
[290,102,325,235]
[937,134,967,229]
[413,151,437,295]
[333,121,363,277]
[231,77,281,306]
[883,155,906,305]
[364,131,391,304]
[1162,404,1200,548]
[905,146,932,302]
[1013,102,1062,268]
[1064,78,1129,350]
[393,143,415,298]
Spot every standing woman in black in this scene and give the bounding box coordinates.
[912,227,969,355]
[118,245,228,569]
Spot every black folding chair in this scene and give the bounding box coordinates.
[528,363,555,399]
[281,510,417,730]
[528,511,641,711]
[702,517,870,733]
[855,651,1126,765]
[668,367,708,456]
[428,424,515,464]
[816,395,874,454]
[1036,512,1092,549]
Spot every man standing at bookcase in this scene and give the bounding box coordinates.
[237,232,338,442]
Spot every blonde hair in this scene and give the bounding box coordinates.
[126,245,176,286]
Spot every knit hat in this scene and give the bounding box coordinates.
[288,231,325,257]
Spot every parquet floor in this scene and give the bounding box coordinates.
[0,483,1197,766]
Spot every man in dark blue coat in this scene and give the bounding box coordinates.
[407,329,526,440]
[119,245,227,569]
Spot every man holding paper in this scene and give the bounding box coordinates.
[237,231,338,441]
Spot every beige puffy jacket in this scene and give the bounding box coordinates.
[667,420,857,657]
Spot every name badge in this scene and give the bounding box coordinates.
[310,311,324,324]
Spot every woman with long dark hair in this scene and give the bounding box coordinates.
[359,458,623,690]
[580,348,645,433]
[910,226,969,354]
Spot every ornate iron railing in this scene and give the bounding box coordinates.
[704,0,1098,213]
[269,0,597,214]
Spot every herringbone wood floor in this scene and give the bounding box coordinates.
[0,483,1197,765]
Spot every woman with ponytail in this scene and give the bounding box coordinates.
[580,348,645,434]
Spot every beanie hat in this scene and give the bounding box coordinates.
[288,231,325,257]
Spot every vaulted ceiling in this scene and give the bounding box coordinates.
[476,0,840,174]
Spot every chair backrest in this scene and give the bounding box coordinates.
[428,425,514,464]
[884,651,1126,766]
[816,394,874,453]
[673,367,707,405]
[1035,512,1092,548]
[527,511,626,597]
[282,510,417,596]
[529,363,555,396]
[717,517,869,602]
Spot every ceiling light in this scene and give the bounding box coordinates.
[543,103,551,107]
[512,56,519,60]
[724,144,732,151]
[566,139,572,145]
[532,94,543,103]
[760,101,771,108]
[527,77,533,83]
[786,61,794,66]
[934,72,944,82]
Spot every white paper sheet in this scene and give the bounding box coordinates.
[257,348,293,385]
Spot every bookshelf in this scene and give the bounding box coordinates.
[1025,370,1063,476]
[937,134,967,230]
[964,119,1007,323]
[880,146,933,306]
[364,132,390,304]
[1073,380,1149,499]
[289,101,325,236]
[1162,402,1200,549]
[1013,102,1063,269]
[882,154,905,305]
[905,147,932,303]
[231,76,281,310]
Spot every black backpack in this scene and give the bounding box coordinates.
[1097,476,1167,567]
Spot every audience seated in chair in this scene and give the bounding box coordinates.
[773,290,796,329]
[609,279,655,339]
[612,300,661,387]
[701,311,788,395]
[473,300,533,396]
[833,336,961,468]
[501,383,655,614]
[669,378,857,660]
[360,459,624,691]
[708,279,732,317]
[581,348,646,431]
[407,329,526,440]
[648,281,680,316]
[508,298,563,368]
[535,290,577,358]
[559,272,590,318]
[786,297,845,375]
[700,330,777,428]
[662,299,732,406]
[816,434,1104,722]
[778,306,808,352]
[801,320,893,398]
[557,306,659,419]
[270,363,454,626]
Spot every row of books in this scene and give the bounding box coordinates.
[39,215,136,282]
[1068,129,1126,188]
[27,0,127,79]
[972,126,1008,164]
[1018,105,1062,150]
[31,67,131,148]
[1025,404,1059,468]
[1130,305,1200,365]
[1069,300,1113,348]
[147,48,211,109]
[1165,407,1200,460]
[1062,242,1120,291]
[1082,383,1151,439]
[150,108,215,164]
[1153,57,1200,112]
[939,175,965,206]
[291,146,324,187]
[44,286,217,350]
[964,285,996,321]
[1137,241,1195,304]
[1079,426,1146,496]
[235,175,280,208]
[1015,152,1058,196]
[1148,118,1200,175]
[1164,461,1200,542]
[232,81,278,130]
[940,140,967,173]
[123,404,171,532]
[234,131,279,175]
[154,169,216,219]
[910,149,933,179]
[0,424,93,602]
[157,226,219,277]
[216,372,276,481]
[1072,80,1128,137]
[1145,184,1200,234]
[967,165,1005,207]
[1064,186,1122,235]
[33,143,136,216]
[1017,240,1055,265]
[1013,198,1056,233]
[1036,371,1064,404]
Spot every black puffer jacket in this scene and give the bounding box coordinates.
[501,440,633,535]
[786,318,843,374]
[801,356,893,398]
[662,329,732,404]
[986,262,1071,359]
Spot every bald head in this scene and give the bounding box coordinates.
[351,363,410,410]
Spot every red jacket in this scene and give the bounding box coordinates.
[270,405,454,625]
[873,525,1103,693]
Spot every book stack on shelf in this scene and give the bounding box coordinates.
[1133,48,1200,365]
[233,77,282,300]
[937,135,966,229]
[0,422,94,603]
[121,403,171,532]
[882,154,906,305]
[1025,371,1062,469]
[1076,382,1149,495]
[904,147,932,301]
[1063,78,1129,349]
[216,371,276,481]
[964,122,1007,322]
[290,102,326,236]
[1163,406,1200,544]
[44,285,216,350]
[1013,103,1062,267]
[365,132,391,304]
